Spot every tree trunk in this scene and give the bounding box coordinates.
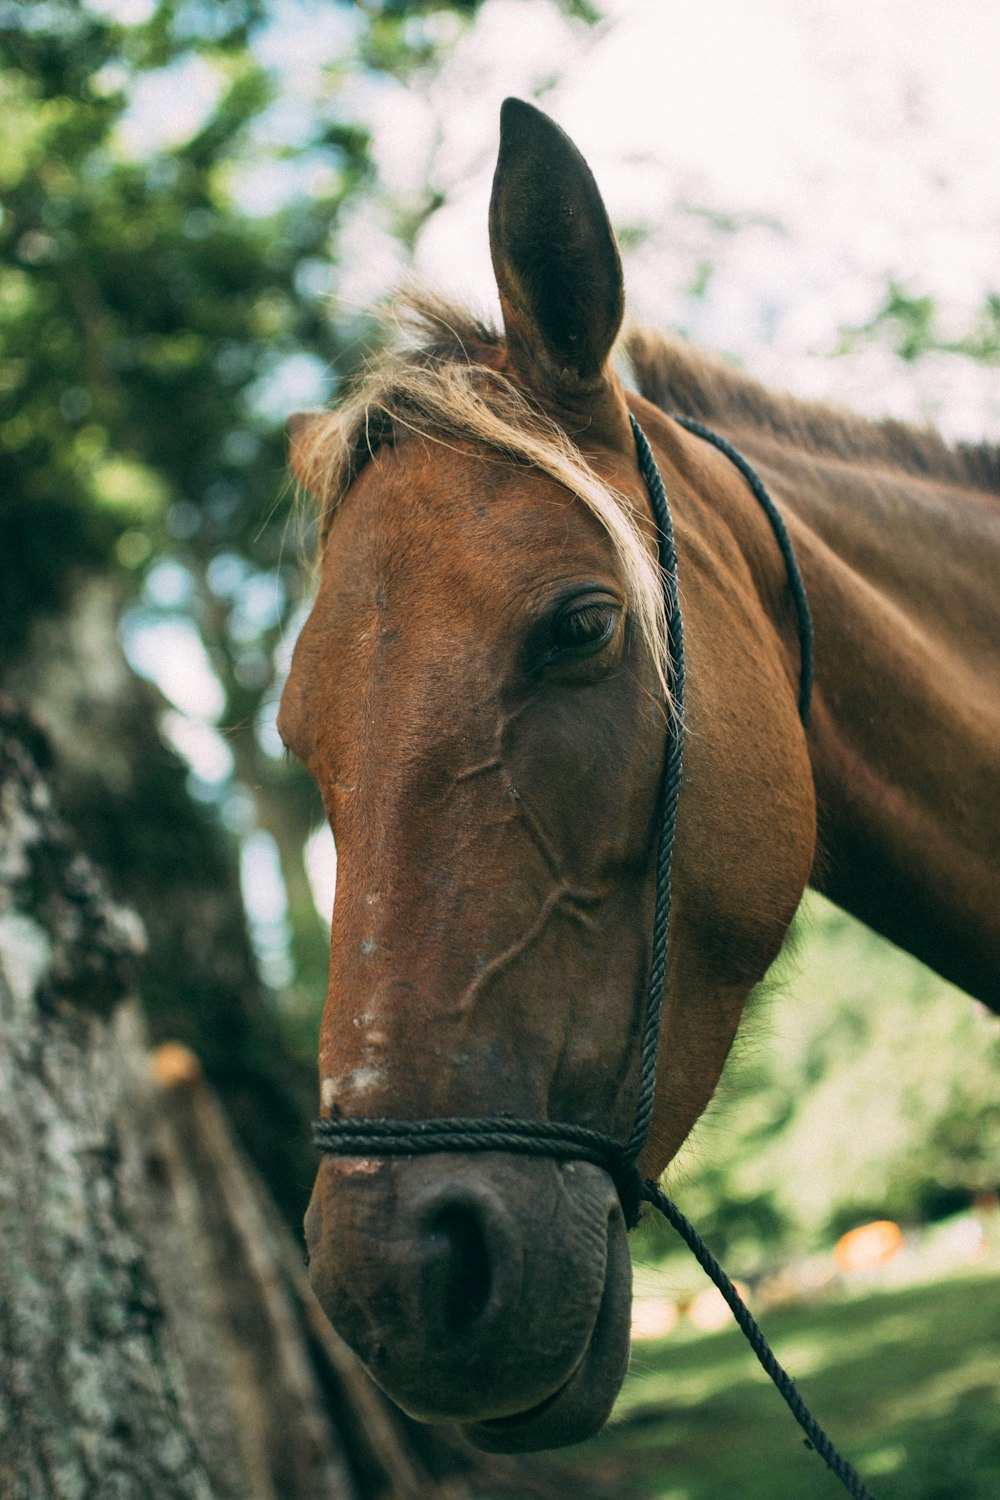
[0,696,214,1497]
[0,698,602,1500]
[2,578,316,1228]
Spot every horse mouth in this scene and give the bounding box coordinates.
[471,1364,577,1434]
[462,1208,632,1453]
[305,1155,633,1449]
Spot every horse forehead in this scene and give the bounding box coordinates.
[281,440,621,754]
[317,439,621,620]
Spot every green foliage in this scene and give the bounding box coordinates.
[2,8,306,649]
[841,279,1000,364]
[355,0,600,79]
[0,0,510,1219]
[655,895,1000,1264]
[0,5,339,1156]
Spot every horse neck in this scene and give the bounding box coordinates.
[731,430,1000,1011]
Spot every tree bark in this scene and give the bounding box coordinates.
[0,698,603,1500]
[0,696,214,1498]
[2,579,316,1228]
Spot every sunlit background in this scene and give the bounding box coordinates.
[4,1,998,1492]
[116,0,1000,930]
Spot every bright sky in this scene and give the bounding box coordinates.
[109,0,1000,435]
[356,0,1000,438]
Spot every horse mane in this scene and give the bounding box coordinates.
[296,287,997,694]
[627,327,1000,495]
[295,287,671,696]
[294,287,503,535]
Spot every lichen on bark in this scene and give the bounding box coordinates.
[0,698,214,1499]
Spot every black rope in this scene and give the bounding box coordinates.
[312,416,874,1500]
[312,1115,630,1181]
[642,1183,876,1500]
[313,1115,644,1227]
[624,414,685,1161]
[312,1116,623,1163]
[673,414,814,726]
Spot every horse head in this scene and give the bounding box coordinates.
[279,99,815,1450]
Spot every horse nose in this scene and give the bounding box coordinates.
[417,1180,521,1347]
[305,1155,626,1426]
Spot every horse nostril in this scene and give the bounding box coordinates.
[424,1201,494,1340]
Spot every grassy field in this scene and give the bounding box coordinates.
[555,1268,1000,1500]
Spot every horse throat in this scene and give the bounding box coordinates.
[746,436,1000,1010]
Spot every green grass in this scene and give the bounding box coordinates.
[556,1270,1000,1499]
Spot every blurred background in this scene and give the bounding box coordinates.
[2,1,998,1494]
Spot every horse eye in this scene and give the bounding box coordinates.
[552,602,619,653]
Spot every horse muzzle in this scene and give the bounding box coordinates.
[304,1152,632,1451]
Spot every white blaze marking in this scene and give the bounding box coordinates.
[337,1064,386,1097]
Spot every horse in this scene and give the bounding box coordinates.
[279,97,1000,1455]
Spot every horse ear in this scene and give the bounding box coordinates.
[489,98,627,435]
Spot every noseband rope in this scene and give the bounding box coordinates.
[314,415,876,1500]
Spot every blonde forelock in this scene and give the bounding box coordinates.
[296,290,670,699]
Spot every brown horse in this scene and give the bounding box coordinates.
[279,98,1000,1452]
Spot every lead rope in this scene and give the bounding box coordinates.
[314,414,876,1500]
[671,414,813,724]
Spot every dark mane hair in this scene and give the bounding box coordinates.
[314,287,998,505]
[626,327,1000,495]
